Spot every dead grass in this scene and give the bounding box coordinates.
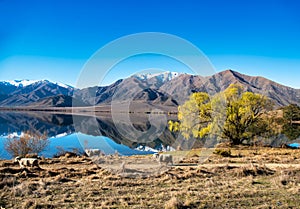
[164,196,184,209]
[0,146,299,208]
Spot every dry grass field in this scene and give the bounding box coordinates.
[0,146,300,209]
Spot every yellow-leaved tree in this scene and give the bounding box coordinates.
[169,84,273,145]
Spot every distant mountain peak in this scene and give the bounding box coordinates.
[218,69,243,76]
[3,79,73,89]
[0,70,299,108]
[6,79,42,87]
[132,71,181,82]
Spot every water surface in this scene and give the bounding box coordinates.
[0,111,177,159]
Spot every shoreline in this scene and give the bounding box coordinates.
[0,106,178,115]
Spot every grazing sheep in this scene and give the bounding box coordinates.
[85,149,103,157]
[152,153,159,159]
[153,153,173,166]
[15,156,39,169]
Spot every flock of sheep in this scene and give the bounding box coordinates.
[13,149,106,169]
[84,149,173,165]
[14,149,173,169]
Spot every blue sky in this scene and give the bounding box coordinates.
[0,0,299,88]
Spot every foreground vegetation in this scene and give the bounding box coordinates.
[0,146,299,209]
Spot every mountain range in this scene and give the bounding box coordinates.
[0,70,299,110]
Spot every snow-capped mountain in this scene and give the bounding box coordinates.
[4,79,73,89]
[6,79,42,87]
[0,79,75,106]
[0,70,299,107]
[133,71,181,83]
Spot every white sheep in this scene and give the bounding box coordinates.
[85,149,103,157]
[153,153,159,160]
[153,153,173,166]
[15,156,39,169]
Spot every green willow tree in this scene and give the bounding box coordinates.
[282,104,300,123]
[282,104,300,140]
[169,84,273,145]
[168,92,212,139]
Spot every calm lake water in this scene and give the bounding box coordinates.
[3,111,297,160]
[0,111,178,159]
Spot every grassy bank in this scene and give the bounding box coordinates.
[0,147,299,208]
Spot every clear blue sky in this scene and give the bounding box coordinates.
[0,0,299,88]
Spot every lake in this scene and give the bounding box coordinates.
[0,111,180,159]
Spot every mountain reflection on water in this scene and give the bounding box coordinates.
[0,112,179,159]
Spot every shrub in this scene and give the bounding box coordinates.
[4,131,49,157]
[213,148,232,157]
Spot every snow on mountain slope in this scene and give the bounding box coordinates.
[133,71,181,82]
[4,79,73,89]
[6,79,41,87]
[55,82,73,89]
